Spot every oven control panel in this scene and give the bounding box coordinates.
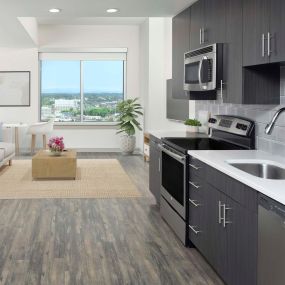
[208,115,254,136]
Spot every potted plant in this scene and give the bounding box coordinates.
[184,118,202,133]
[116,98,143,154]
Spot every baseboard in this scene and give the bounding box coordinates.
[17,148,143,154]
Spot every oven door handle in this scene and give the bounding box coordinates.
[159,145,186,163]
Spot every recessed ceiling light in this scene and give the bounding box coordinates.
[49,8,61,13]
[106,8,119,13]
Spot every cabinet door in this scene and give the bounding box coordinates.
[172,8,190,99]
[203,0,226,45]
[225,197,258,285]
[149,140,161,204]
[190,0,205,50]
[243,0,270,66]
[269,0,285,63]
[223,0,243,104]
[204,184,227,278]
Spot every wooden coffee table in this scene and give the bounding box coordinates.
[32,150,77,180]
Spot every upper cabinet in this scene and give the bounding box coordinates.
[268,0,285,63]
[243,0,270,66]
[190,0,225,50]
[203,0,226,45]
[172,0,283,105]
[223,0,243,103]
[189,0,204,50]
[172,8,190,99]
[243,0,285,66]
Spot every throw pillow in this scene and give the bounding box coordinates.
[0,122,3,142]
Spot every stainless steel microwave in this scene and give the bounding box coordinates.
[184,43,223,92]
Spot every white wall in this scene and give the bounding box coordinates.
[0,48,39,149]
[0,25,142,152]
[143,18,186,132]
[0,20,189,152]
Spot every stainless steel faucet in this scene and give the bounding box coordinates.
[265,107,285,135]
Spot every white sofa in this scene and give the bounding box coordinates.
[0,128,15,167]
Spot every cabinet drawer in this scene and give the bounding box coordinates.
[189,156,206,177]
[188,197,206,253]
[189,172,205,196]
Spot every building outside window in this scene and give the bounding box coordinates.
[39,51,126,124]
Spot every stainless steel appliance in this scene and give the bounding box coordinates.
[258,194,285,285]
[184,43,223,93]
[160,115,255,245]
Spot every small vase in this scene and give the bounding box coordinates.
[49,150,62,156]
[186,126,199,133]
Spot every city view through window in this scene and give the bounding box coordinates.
[40,60,124,123]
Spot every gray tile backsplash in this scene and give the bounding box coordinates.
[195,67,285,155]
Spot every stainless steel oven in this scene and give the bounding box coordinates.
[160,144,187,219]
[184,43,223,92]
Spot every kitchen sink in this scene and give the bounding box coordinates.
[228,162,285,180]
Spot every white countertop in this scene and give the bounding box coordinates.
[149,130,207,140]
[188,149,285,205]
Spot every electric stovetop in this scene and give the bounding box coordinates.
[162,137,246,154]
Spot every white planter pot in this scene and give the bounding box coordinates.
[120,135,136,154]
[186,126,199,133]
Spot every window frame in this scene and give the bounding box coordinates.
[39,54,127,126]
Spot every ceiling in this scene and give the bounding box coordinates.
[0,0,196,47]
[3,0,194,18]
[37,17,147,26]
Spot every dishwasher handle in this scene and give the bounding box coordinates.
[259,194,285,219]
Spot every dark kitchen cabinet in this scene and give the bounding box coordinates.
[189,0,204,50]
[203,0,226,45]
[149,138,161,205]
[172,8,190,99]
[226,197,258,285]
[243,0,285,66]
[190,0,225,50]
[268,0,285,63]
[188,156,258,285]
[223,0,243,104]
[243,0,270,66]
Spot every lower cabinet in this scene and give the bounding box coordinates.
[149,139,161,204]
[188,157,257,285]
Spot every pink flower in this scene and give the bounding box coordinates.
[48,136,65,152]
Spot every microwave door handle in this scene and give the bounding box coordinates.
[198,59,203,88]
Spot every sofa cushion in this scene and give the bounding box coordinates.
[0,149,4,162]
[0,142,15,158]
[0,122,3,142]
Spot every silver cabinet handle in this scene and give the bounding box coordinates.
[220,80,225,102]
[199,28,202,44]
[262,33,265,57]
[218,201,222,224]
[189,199,200,207]
[222,204,232,228]
[189,225,201,235]
[202,27,205,44]
[189,163,201,170]
[189,181,200,189]
[267,32,272,57]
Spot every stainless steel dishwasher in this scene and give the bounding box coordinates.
[258,194,285,285]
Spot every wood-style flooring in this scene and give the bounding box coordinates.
[0,153,224,285]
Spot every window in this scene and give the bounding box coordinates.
[40,52,126,123]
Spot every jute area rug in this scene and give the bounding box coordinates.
[0,159,141,199]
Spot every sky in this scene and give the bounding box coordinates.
[41,60,124,93]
